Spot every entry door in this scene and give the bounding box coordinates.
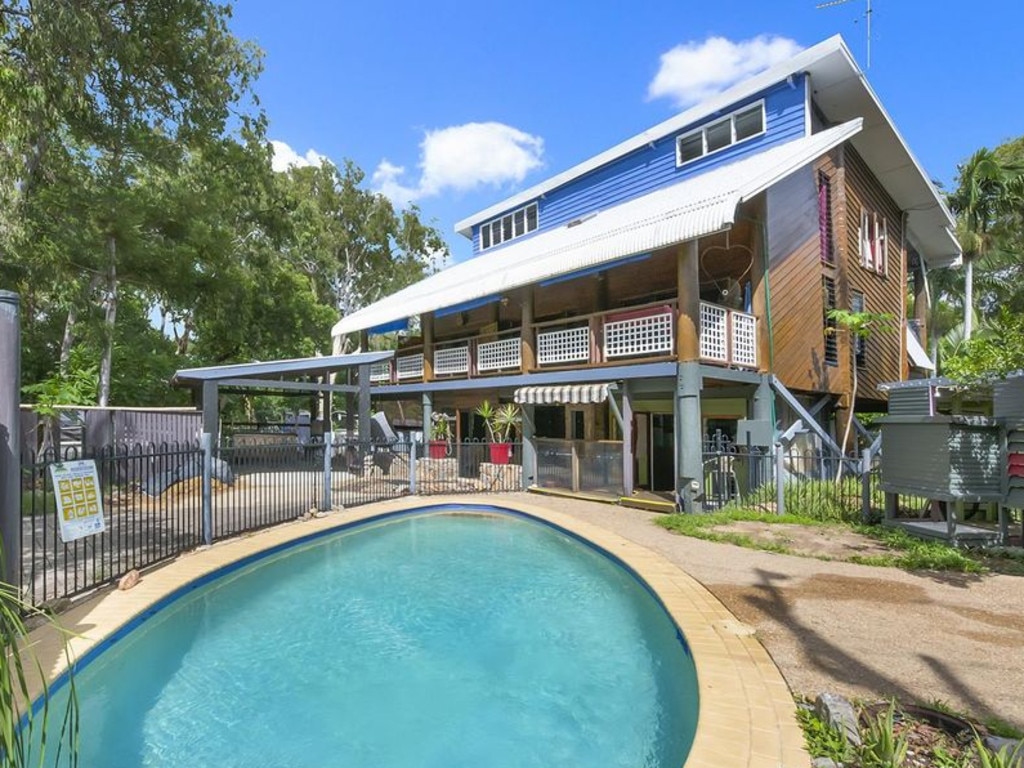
[650,414,675,492]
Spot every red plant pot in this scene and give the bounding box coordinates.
[428,440,448,459]
[488,442,512,465]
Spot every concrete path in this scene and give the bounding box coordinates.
[520,493,1024,730]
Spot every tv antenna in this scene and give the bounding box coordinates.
[817,0,873,68]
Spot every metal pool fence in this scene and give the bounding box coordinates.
[18,436,524,605]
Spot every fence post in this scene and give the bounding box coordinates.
[774,442,785,516]
[0,291,20,588]
[409,440,418,495]
[321,431,333,512]
[860,448,872,523]
[201,432,213,545]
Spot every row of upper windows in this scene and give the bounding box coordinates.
[479,202,538,251]
[478,99,769,251]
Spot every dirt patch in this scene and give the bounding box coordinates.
[710,520,893,562]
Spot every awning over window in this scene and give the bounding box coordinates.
[514,383,616,405]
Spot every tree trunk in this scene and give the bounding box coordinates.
[964,257,974,340]
[98,235,118,407]
[59,274,102,373]
[836,360,858,485]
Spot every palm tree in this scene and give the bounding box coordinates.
[947,149,1024,339]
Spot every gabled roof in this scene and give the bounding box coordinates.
[332,121,861,338]
[454,35,960,270]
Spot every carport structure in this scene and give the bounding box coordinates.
[171,352,394,541]
[171,351,393,443]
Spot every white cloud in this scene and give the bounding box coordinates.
[647,35,803,109]
[372,122,544,205]
[270,139,329,172]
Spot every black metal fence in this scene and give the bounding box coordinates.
[20,442,204,605]
[702,440,865,522]
[17,436,530,606]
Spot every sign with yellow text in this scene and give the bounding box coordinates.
[49,460,106,543]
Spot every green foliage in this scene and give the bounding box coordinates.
[943,309,1024,384]
[858,701,910,768]
[974,731,1024,768]
[474,401,520,443]
[0,580,79,767]
[429,412,453,442]
[796,706,852,762]
[852,527,986,573]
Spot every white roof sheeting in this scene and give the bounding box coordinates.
[906,326,936,371]
[333,120,862,338]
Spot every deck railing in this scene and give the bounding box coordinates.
[369,299,756,384]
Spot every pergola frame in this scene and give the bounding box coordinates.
[172,352,394,443]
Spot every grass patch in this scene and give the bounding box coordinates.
[655,508,826,556]
[656,507,1004,573]
[852,526,987,573]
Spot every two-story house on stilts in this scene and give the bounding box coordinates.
[331,36,960,511]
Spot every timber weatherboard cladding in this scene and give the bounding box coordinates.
[842,146,904,400]
[765,155,843,395]
[470,76,809,254]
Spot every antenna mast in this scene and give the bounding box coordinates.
[816,0,873,68]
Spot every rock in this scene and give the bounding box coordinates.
[984,736,1024,766]
[812,758,840,768]
[815,692,861,747]
[117,569,141,591]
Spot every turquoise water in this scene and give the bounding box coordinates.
[40,510,698,767]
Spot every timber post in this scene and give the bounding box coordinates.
[0,291,21,586]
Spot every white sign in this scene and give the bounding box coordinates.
[49,460,106,543]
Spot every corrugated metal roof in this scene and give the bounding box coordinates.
[333,120,861,338]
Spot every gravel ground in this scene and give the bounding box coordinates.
[518,493,1024,730]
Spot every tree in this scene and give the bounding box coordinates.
[826,308,892,464]
[1,1,264,405]
[943,309,1024,384]
[947,148,1024,339]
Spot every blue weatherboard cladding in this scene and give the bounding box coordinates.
[471,75,808,254]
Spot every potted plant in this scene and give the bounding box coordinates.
[476,400,520,464]
[428,411,452,458]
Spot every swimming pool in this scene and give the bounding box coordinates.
[33,507,699,766]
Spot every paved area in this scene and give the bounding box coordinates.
[522,493,1024,730]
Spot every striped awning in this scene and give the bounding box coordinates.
[514,383,616,405]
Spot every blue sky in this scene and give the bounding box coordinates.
[230,0,1024,264]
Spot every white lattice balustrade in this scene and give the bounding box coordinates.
[477,336,521,372]
[537,326,590,366]
[699,303,728,362]
[434,344,469,376]
[396,353,424,379]
[369,362,391,382]
[604,310,674,359]
[731,311,757,367]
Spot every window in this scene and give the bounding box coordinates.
[480,202,538,251]
[817,171,835,263]
[823,276,838,366]
[851,291,866,367]
[675,101,765,166]
[859,209,888,275]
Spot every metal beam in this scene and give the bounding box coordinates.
[370,361,679,396]
[217,377,359,394]
[807,394,834,418]
[770,375,843,456]
[699,365,762,384]
[0,291,21,586]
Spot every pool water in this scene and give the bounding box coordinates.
[40,510,698,767]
